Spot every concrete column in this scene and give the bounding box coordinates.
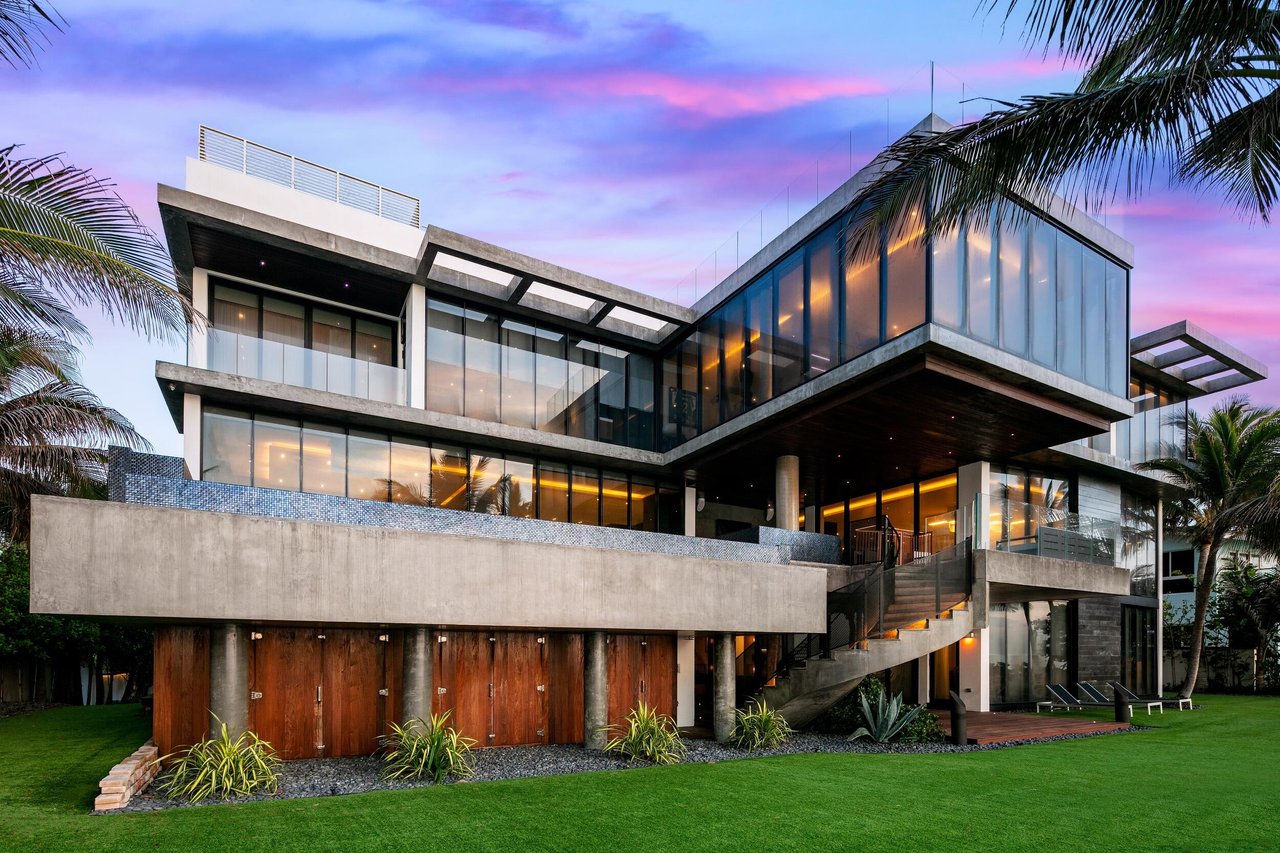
[188,267,208,370]
[682,471,697,537]
[957,627,990,712]
[803,503,817,533]
[1155,498,1165,692]
[957,461,991,547]
[775,455,800,532]
[676,634,696,727]
[182,393,202,481]
[713,632,736,743]
[209,623,249,737]
[584,631,608,750]
[404,283,427,409]
[401,626,433,725]
[916,653,931,705]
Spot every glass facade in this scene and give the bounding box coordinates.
[817,473,958,564]
[426,297,654,450]
[989,600,1071,705]
[1121,491,1158,597]
[660,206,1129,450]
[201,407,681,531]
[1121,605,1157,696]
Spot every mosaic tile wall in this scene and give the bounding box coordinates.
[108,448,842,566]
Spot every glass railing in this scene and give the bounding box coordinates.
[991,499,1123,567]
[207,327,406,406]
[1115,402,1187,465]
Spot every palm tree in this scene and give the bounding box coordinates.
[1213,555,1280,691]
[1143,400,1280,698]
[843,2,1280,258]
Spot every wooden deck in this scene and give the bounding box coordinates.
[935,710,1131,745]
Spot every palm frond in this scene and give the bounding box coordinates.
[0,267,86,340]
[0,1,59,68]
[1180,86,1280,219]
[0,146,194,340]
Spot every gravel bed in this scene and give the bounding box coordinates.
[116,726,1148,813]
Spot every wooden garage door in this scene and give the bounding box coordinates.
[607,634,677,728]
[321,630,386,757]
[435,630,555,747]
[153,626,210,757]
[545,633,583,744]
[492,631,546,746]
[434,631,493,745]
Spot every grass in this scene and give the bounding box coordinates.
[1,696,1278,852]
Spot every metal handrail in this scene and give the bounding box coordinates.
[198,126,422,228]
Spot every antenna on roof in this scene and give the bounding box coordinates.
[930,60,935,115]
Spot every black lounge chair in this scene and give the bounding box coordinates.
[1077,681,1111,704]
[1109,681,1163,715]
[1037,683,1085,712]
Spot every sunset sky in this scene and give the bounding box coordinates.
[5,0,1278,454]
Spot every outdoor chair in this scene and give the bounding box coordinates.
[1037,683,1084,712]
[1109,681,1192,711]
[1077,681,1111,704]
[1109,681,1163,715]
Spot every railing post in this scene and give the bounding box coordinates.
[935,551,942,614]
[241,138,247,174]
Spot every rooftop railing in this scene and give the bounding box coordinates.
[198,126,421,228]
[208,328,406,406]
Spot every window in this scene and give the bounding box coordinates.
[468,453,502,513]
[431,444,468,510]
[885,215,926,339]
[722,300,746,420]
[212,286,258,336]
[808,229,838,376]
[303,423,346,497]
[571,467,600,525]
[567,339,601,440]
[503,457,537,518]
[538,462,570,522]
[1055,233,1083,377]
[998,220,1028,355]
[389,437,430,504]
[843,236,880,359]
[426,300,465,416]
[202,406,252,485]
[500,319,537,430]
[347,431,389,501]
[464,308,501,423]
[602,472,629,528]
[253,415,300,491]
[535,327,569,433]
[1029,220,1056,367]
[773,251,805,393]
[745,277,774,406]
[965,217,996,343]
[931,225,962,329]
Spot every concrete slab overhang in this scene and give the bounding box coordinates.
[978,549,1133,601]
[29,496,826,635]
[1019,440,1186,501]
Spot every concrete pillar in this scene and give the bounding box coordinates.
[188,267,208,370]
[401,626,433,725]
[584,631,608,750]
[957,461,991,547]
[676,634,696,727]
[775,455,800,532]
[713,632,736,743]
[916,653,931,705]
[182,393,202,481]
[209,623,249,737]
[957,627,990,712]
[682,470,697,537]
[404,283,427,409]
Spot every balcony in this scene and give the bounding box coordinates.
[990,500,1129,568]
[207,327,406,406]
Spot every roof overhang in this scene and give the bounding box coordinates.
[1130,320,1267,398]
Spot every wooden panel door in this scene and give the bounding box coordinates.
[607,634,645,729]
[545,633,583,744]
[642,634,677,720]
[153,626,210,757]
[434,631,492,746]
[381,631,403,734]
[250,627,323,759]
[492,632,545,746]
[321,630,385,757]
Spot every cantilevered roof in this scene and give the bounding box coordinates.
[1130,320,1267,398]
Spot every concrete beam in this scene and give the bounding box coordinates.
[30,497,827,635]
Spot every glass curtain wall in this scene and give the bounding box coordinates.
[819,474,958,564]
[201,407,681,531]
[425,296,655,450]
[1121,491,1159,597]
[989,600,1071,705]
[1121,605,1157,695]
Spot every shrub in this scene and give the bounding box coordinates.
[808,674,884,734]
[605,702,687,765]
[155,716,281,803]
[730,700,793,751]
[848,689,923,743]
[379,712,476,783]
[897,705,946,744]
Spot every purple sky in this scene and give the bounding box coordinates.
[4,0,1278,454]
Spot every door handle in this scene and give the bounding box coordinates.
[316,684,322,704]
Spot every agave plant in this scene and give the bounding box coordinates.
[848,688,923,744]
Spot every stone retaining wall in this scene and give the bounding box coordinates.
[93,739,159,811]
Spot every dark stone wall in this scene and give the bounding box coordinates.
[1075,598,1122,689]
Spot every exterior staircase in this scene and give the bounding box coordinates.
[756,530,974,728]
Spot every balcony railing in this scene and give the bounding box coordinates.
[198,126,421,228]
[991,500,1120,567]
[208,328,406,406]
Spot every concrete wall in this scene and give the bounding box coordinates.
[978,549,1132,598]
[30,497,827,634]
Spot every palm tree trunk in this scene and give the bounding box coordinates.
[1180,540,1220,699]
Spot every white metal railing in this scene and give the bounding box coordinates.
[208,328,406,405]
[198,126,421,228]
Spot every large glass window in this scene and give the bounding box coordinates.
[966,217,996,343]
[389,437,430,505]
[1082,252,1107,388]
[626,353,655,450]
[311,309,352,357]
[1055,233,1083,377]
[931,226,962,330]
[262,297,305,347]
[431,444,468,510]
[501,319,537,430]
[843,239,880,359]
[538,462,570,522]
[212,286,258,336]
[989,600,1071,705]
[597,345,628,445]
[503,457,537,518]
[808,229,838,376]
[468,453,502,513]
[571,467,600,525]
[253,415,300,492]
[354,319,393,366]
[202,406,252,485]
[1106,263,1128,396]
[722,301,746,420]
[998,220,1028,355]
[602,472,629,528]
[426,300,465,416]
[885,214,926,339]
[464,308,501,423]
[535,327,569,433]
[347,430,389,502]
[745,277,774,406]
[630,478,658,531]
[1029,220,1056,367]
[698,322,721,432]
[303,422,346,497]
[567,339,601,440]
[773,252,805,393]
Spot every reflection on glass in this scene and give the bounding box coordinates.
[503,457,536,518]
[602,472,629,528]
[808,230,838,376]
[843,240,880,359]
[886,215,926,339]
[1029,220,1056,366]
[1082,251,1107,387]
[213,286,258,336]
[431,444,467,509]
[389,437,430,504]
[1106,263,1128,396]
[535,327,569,433]
[722,301,745,419]
[999,220,1027,355]
[1056,233,1083,377]
[253,415,300,491]
[427,300,465,416]
[312,309,352,356]
[745,278,774,406]
[263,297,305,347]
[774,252,805,393]
[677,336,700,442]
[627,353,655,449]
[347,430,389,501]
[598,345,627,444]
[572,467,600,525]
[698,322,721,432]
[468,454,502,514]
[931,225,961,329]
[354,319,393,366]
[501,319,537,430]
[567,339,601,440]
[202,407,252,485]
[966,217,995,343]
[303,423,346,496]
[538,461,569,522]
[630,479,657,531]
[880,481,915,534]
[464,308,501,423]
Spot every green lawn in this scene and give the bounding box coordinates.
[1,697,1277,852]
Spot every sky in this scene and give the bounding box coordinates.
[4,0,1279,455]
